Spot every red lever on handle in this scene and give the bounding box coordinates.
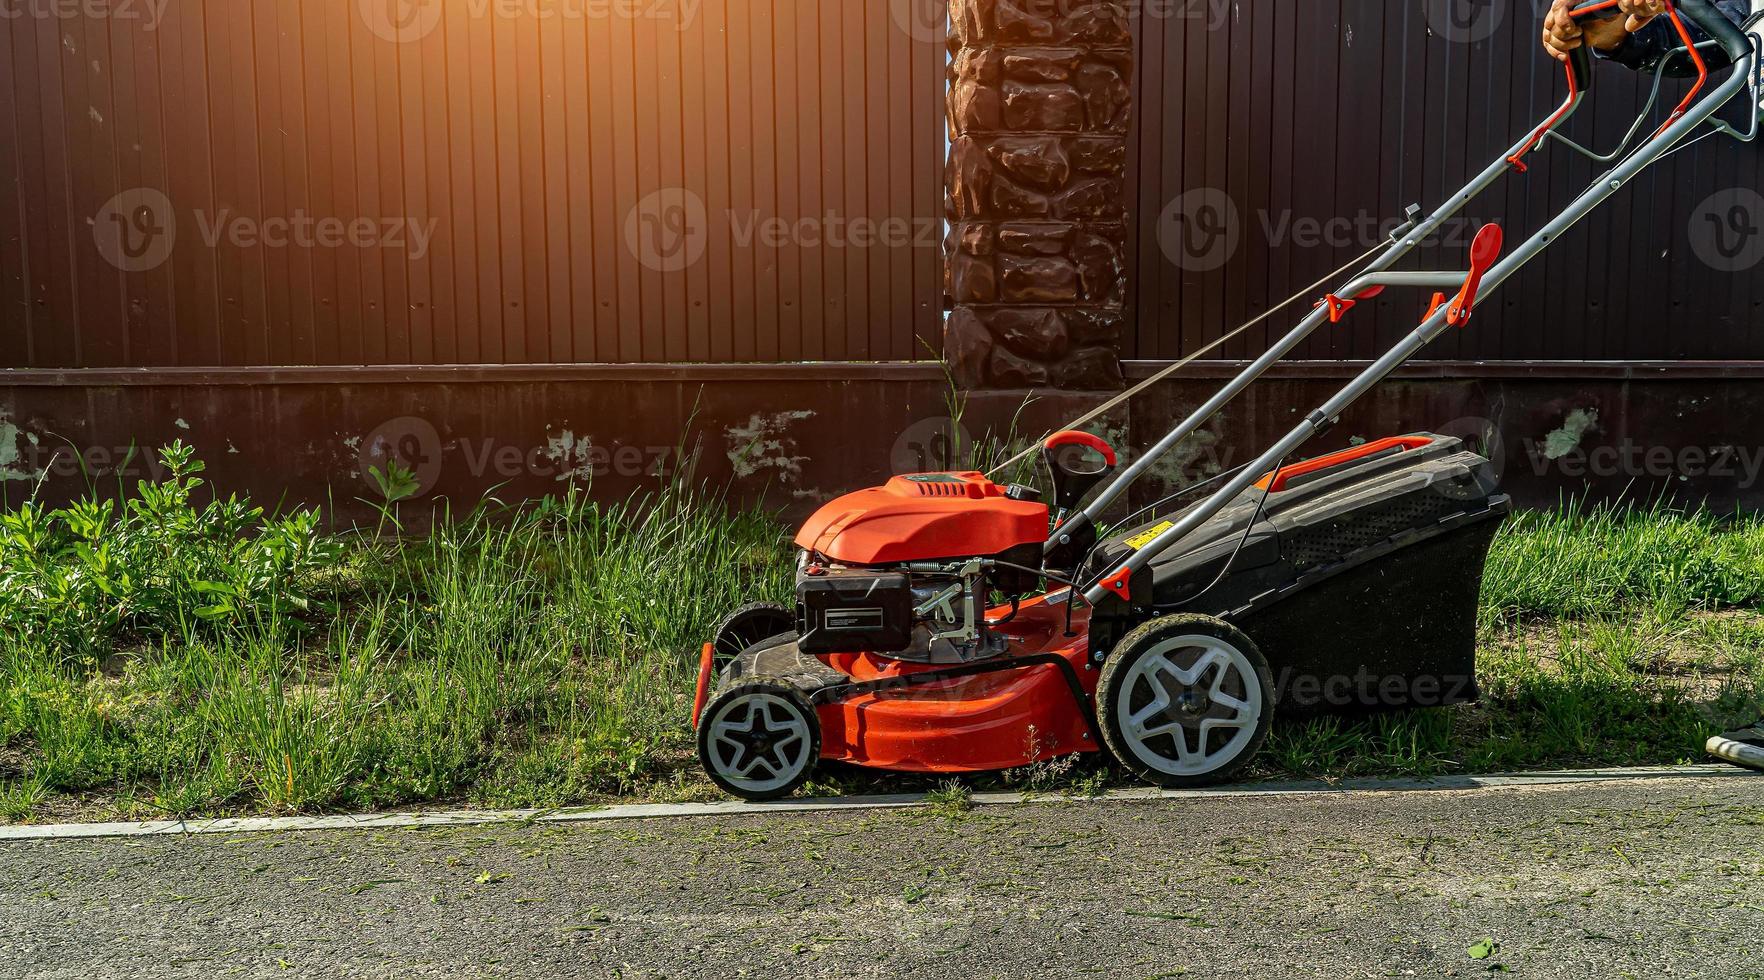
[1446,223,1503,328]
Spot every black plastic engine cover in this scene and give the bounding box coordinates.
[796,567,913,655]
[1084,433,1508,714]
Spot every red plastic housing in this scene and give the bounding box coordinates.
[816,596,1098,772]
[795,472,1050,564]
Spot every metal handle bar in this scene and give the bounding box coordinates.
[1576,1,1710,136]
[1514,0,1748,169]
[1074,13,1758,607]
[1549,37,1723,163]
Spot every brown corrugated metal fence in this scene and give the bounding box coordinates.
[5,1,1761,373]
[0,0,948,368]
[1126,0,1764,363]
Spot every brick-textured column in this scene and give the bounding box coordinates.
[943,0,1131,391]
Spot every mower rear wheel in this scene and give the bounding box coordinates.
[711,602,795,667]
[697,681,821,801]
[1098,614,1273,788]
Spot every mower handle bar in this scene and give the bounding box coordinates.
[1071,6,1758,606]
[1510,0,1747,169]
[1570,0,1755,81]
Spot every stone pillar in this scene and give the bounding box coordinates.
[943,0,1131,391]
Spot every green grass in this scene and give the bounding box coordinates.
[0,448,1760,821]
[1481,501,1764,619]
[0,444,791,819]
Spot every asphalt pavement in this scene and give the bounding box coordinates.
[2,773,1761,979]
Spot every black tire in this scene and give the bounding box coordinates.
[696,681,821,801]
[1096,614,1274,789]
[711,602,795,667]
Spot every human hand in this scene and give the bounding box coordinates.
[1542,0,1663,63]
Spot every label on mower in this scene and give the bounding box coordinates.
[1124,521,1176,551]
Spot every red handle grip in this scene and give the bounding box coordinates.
[1043,430,1117,467]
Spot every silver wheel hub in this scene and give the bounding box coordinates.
[705,692,813,794]
[1115,634,1263,777]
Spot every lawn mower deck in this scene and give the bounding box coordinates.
[693,0,1760,800]
[711,594,1099,776]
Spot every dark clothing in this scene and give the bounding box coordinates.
[1598,0,1757,75]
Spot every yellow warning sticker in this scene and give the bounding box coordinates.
[1124,521,1176,551]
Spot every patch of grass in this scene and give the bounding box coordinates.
[0,447,791,819]
[0,775,48,821]
[1462,611,1763,772]
[2,445,1761,820]
[925,779,975,817]
[1264,709,1457,780]
[1481,499,1764,619]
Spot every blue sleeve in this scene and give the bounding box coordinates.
[1594,0,1752,76]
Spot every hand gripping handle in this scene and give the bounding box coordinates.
[1516,1,1740,169]
[1567,0,1751,133]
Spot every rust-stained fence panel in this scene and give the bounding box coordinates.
[1126,1,1764,363]
[0,0,948,369]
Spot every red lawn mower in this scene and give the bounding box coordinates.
[693,0,1762,800]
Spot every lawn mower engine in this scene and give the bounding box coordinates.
[791,473,1051,665]
[692,460,1104,801]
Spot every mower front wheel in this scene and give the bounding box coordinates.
[697,681,821,801]
[1097,614,1273,789]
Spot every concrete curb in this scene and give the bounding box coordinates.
[0,764,1752,842]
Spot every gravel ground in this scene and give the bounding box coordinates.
[2,775,1761,979]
